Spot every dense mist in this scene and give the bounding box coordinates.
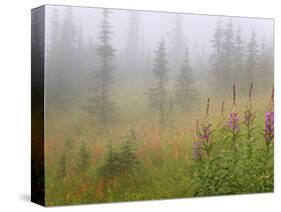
[45,5,273,113]
[37,5,274,205]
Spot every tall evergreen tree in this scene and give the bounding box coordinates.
[222,19,235,90]
[58,152,66,178]
[85,9,116,127]
[77,143,90,173]
[210,19,224,95]
[147,40,169,132]
[258,38,273,91]
[175,48,198,113]
[233,25,244,87]
[244,30,259,89]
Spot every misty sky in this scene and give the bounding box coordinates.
[45,5,274,62]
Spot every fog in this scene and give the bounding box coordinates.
[30,5,275,204]
[46,5,273,54]
[44,5,274,112]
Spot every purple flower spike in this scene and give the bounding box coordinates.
[199,123,211,143]
[265,111,274,145]
[228,111,239,133]
[244,108,255,128]
[193,141,203,160]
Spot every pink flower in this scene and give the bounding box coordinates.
[265,111,274,145]
[193,141,203,160]
[228,111,239,133]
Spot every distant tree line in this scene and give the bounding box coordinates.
[46,8,273,132]
[210,19,273,96]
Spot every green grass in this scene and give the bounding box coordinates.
[44,91,274,206]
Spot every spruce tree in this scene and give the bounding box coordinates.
[77,143,90,173]
[85,9,116,127]
[258,38,273,91]
[233,26,244,88]
[245,30,259,90]
[222,19,235,90]
[119,135,138,173]
[210,19,224,95]
[175,48,198,113]
[58,152,66,178]
[147,40,169,132]
[100,139,121,178]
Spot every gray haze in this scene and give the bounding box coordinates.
[44,5,274,111]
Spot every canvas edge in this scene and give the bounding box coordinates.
[31,5,46,207]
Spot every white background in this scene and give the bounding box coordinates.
[0,0,279,211]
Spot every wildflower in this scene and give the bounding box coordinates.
[265,87,274,146]
[193,141,203,160]
[199,98,212,143]
[244,109,255,128]
[199,122,211,142]
[194,98,213,160]
[228,85,240,134]
[228,111,240,133]
[244,83,255,129]
[193,120,203,160]
[219,101,225,125]
[265,111,274,145]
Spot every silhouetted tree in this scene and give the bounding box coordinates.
[84,9,116,127]
[233,25,244,88]
[210,19,224,95]
[147,40,169,132]
[222,19,235,90]
[77,143,90,173]
[119,135,138,173]
[100,140,121,178]
[244,30,259,89]
[175,48,198,113]
[58,152,66,178]
[258,38,273,91]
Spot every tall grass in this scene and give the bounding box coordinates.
[45,85,274,206]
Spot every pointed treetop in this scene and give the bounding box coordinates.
[206,98,210,117]
[249,82,253,101]
[233,84,236,107]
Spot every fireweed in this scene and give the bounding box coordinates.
[218,101,227,129]
[198,98,213,158]
[193,98,212,160]
[265,87,274,147]
[193,120,203,160]
[191,98,219,196]
[228,85,240,144]
[260,87,274,192]
[243,83,256,158]
[244,83,255,129]
[190,87,274,197]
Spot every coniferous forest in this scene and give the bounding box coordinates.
[41,5,274,206]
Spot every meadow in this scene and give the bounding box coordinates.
[29,5,275,206]
[44,84,274,206]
